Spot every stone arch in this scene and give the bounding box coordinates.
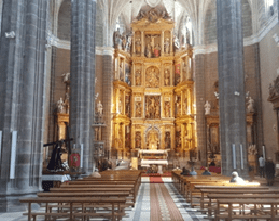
[57,0,71,41]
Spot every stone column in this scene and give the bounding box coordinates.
[194,54,207,166]
[101,48,114,158]
[0,0,47,212]
[217,0,248,177]
[70,0,96,174]
[141,31,144,57]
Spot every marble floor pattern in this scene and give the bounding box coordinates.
[0,180,207,221]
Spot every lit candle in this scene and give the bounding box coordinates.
[232,144,236,170]
[263,145,265,160]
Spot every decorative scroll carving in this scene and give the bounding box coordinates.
[164,69,170,86]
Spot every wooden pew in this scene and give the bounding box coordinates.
[215,198,279,221]
[64,181,138,205]
[207,193,279,219]
[198,187,273,212]
[19,197,126,221]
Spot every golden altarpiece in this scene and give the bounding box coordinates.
[112,8,196,167]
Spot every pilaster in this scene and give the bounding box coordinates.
[217,0,248,176]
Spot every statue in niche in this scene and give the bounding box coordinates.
[165,132,171,149]
[126,35,131,52]
[176,130,181,148]
[154,43,161,57]
[57,97,65,113]
[136,102,141,117]
[176,97,181,116]
[135,132,141,148]
[165,101,170,117]
[155,105,160,118]
[62,72,70,83]
[247,97,254,113]
[165,69,170,86]
[205,100,211,115]
[164,38,170,54]
[125,96,130,116]
[146,96,160,118]
[147,43,152,58]
[136,69,141,85]
[135,38,141,55]
[113,29,122,48]
[146,68,159,88]
[97,100,103,116]
[122,34,126,50]
[148,128,159,149]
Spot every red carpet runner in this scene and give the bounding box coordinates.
[150,183,183,221]
[150,177,164,183]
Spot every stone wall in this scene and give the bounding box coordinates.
[259,24,279,159]
[57,0,71,41]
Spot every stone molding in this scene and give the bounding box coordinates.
[96,47,114,56]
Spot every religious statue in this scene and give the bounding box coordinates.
[136,69,141,85]
[205,100,211,115]
[148,128,158,149]
[148,8,158,23]
[147,43,152,58]
[135,38,141,55]
[154,43,161,57]
[62,72,70,83]
[136,10,145,20]
[165,101,170,117]
[126,35,131,52]
[146,68,159,88]
[135,132,141,148]
[136,102,141,117]
[155,105,160,118]
[57,97,65,113]
[125,96,130,116]
[176,97,181,116]
[97,100,103,116]
[164,38,170,54]
[113,29,122,48]
[165,132,171,149]
[165,69,170,86]
[122,34,126,50]
[247,97,254,113]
